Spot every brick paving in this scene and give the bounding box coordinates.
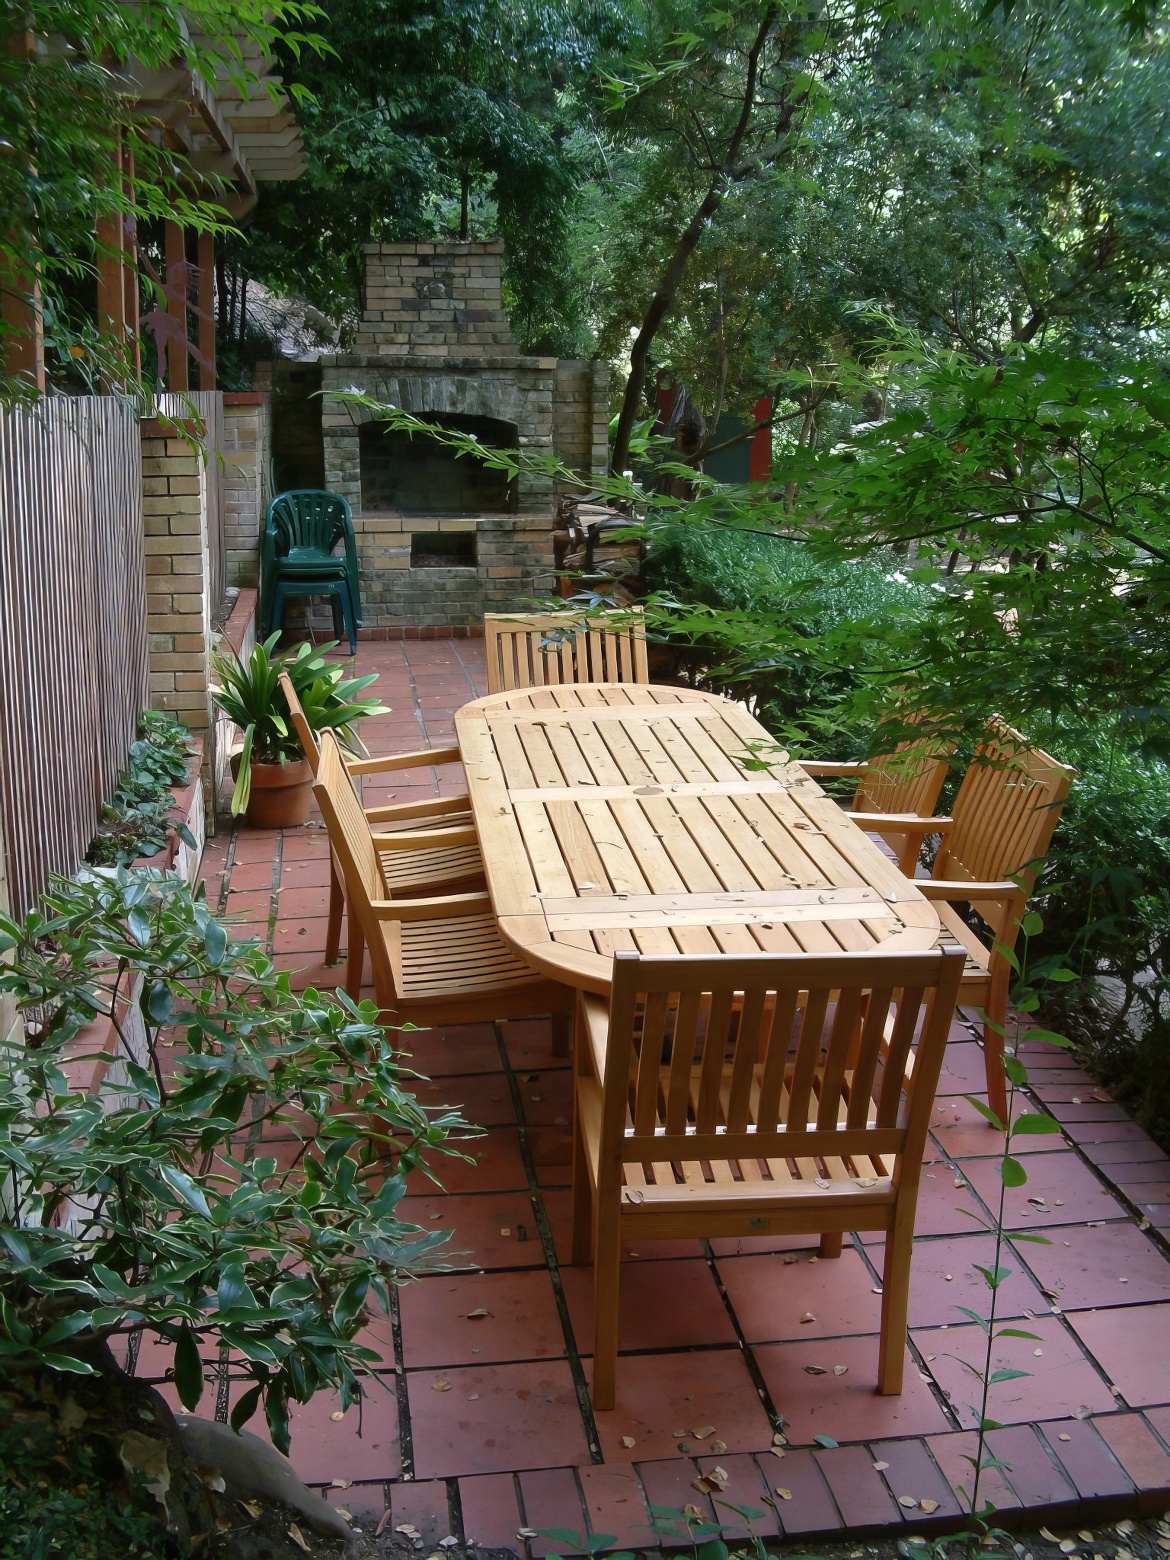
[165,638,1170,1547]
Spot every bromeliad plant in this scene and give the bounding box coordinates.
[210,633,385,815]
[0,867,472,1451]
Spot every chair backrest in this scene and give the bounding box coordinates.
[599,946,965,1185]
[484,609,649,694]
[939,719,1075,898]
[853,738,952,818]
[267,490,352,558]
[278,671,320,773]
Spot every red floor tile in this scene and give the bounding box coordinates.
[587,1347,773,1463]
[577,1464,656,1549]
[518,1467,587,1556]
[716,1248,888,1342]
[388,1480,454,1542]
[1067,1303,1170,1406]
[277,884,334,919]
[935,1041,994,1097]
[412,1071,517,1129]
[274,916,330,954]
[232,1376,401,1485]
[515,1068,574,1127]
[956,1150,1126,1229]
[562,1257,736,1355]
[457,1472,524,1549]
[1013,1220,1170,1310]
[227,860,277,892]
[857,1164,990,1241]
[401,1024,502,1077]
[408,1127,528,1195]
[398,1268,566,1367]
[231,831,282,864]
[866,1435,964,1521]
[633,1459,715,1530]
[694,1452,775,1539]
[407,1359,589,1478]
[754,1332,952,1445]
[500,1017,567,1071]
[1093,1413,1170,1508]
[914,1313,1116,1427]
[764,1446,845,1536]
[1036,1418,1135,1500]
[397,1191,548,1269]
[929,1095,1068,1159]
[868,1232,1048,1327]
[815,1443,902,1528]
[985,1424,1075,1509]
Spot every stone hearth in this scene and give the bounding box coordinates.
[320,241,608,630]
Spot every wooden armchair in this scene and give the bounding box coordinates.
[484,609,649,694]
[312,731,571,1032]
[856,719,1075,1120]
[572,945,966,1409]
[803,734,952,874]
[279,673,484,995]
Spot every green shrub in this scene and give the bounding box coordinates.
[642,522,927,749]
[86,712,194,867]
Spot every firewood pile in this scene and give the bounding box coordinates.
[553,493,643,603]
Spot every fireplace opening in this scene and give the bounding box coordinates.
[410,531,478,569]
[359,413,518,514]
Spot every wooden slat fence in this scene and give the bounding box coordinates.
[0,396,148,916]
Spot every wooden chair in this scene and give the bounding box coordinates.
[312,731,572,1032]
[484,609,649,694]
[572,945,966,1409]
[803,734,953,874]
[279,672,485,996]
[859,719,1075,1121]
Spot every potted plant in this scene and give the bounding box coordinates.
[211,634,384,827]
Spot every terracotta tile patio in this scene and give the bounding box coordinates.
[163,638,1170,1547]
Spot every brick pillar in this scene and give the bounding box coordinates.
[220,391,269,587]
[141,417,214,798]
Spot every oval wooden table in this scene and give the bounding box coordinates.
[454,683,940,996]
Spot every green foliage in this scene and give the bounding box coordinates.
[0,0,323,403]
[0,1413,183,1560]
[209,634,385,815]
[0,867,470,1453]
[642,521,926,749]
[87,713,194,868]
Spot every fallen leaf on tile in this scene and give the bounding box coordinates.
[711,1439,727,1454]
[800,1312,816,1324]
[832,1365,848,1376]
[500,1227,511,1236]
[620,1436,636,1448]
[872,1461,890,1472]
[467,1393,480,1401]
[672,1428,688,1438]
[288,1525,311,1553]
[954,1179,966,1189]
[1058,1433,1072,1442]
[517,1529,538,1540]
[773,1432,788,1446]
[683,1505,703,1520]
[1072,1405,1092,1419]
[375,1510,393,1537]
[329,1410,345,1421]
[813,1434,839,1449]
[1140,1218,1151,1231]
[432,1379,452,1391]
[396,1526,421,1540]
[330,1479,353,1489]
[898,1496,918,1509]
[440,1538,460,1548]
[466,1308,491,1319]
[1034,1349,1043,1356]
[769,1447,786,1459]
[920,1500,940,1514]
[804,1365,828,1375]
[692,1425,716,1440]
[529,1094,542,1102]
[776,1488,792,1501]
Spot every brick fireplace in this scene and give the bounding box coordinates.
[319,241,608,631]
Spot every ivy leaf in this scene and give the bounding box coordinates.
[174,1325,204,1410]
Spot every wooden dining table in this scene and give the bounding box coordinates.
[454,683,940,996]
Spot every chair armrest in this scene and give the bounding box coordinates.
[372,825,478,851]
[801,761,869,777]
[579,993,610,1080]
[851,813,954,835]
[346,745,463,775]
[365,794,470,824]
[916,879,1020,902]
[369,892,493,921]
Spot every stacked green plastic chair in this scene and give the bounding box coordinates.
[260,490,362,654]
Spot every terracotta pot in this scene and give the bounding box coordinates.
[245,758,314,829]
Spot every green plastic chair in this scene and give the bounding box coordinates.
[261,490,362,654]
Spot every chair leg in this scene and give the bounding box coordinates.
[344,920,365,998]
[819,1232,843,1258]
[984,1015,1008,1124]
[325,861,344,966]
[339,581,357,656]
[877,1216,914,1394]
[330,591,344,641]
[570,1113,593,1268]
[592,1203,622,1412]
